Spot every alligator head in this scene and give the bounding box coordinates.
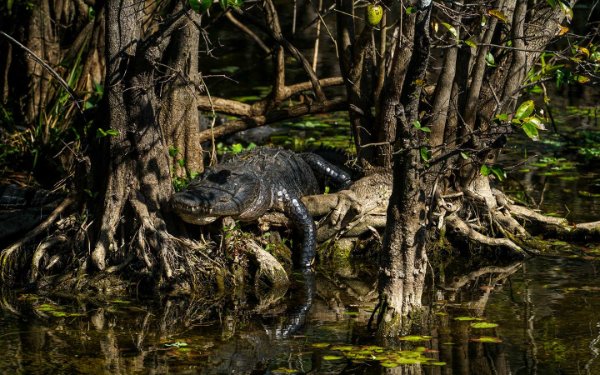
[171,168,263,225]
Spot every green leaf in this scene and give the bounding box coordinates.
[515,100,535,120]
[471,322,499,329]
[488,9,508,23]
[441,22,458,41]
[464,39,477,49]
[190,0,213,12]
[322,355,344,360]
[485,52,496,67]
[546,0,557,8]
[480,164,492,177]
[559,1,573,21]
[523,116,546,130]
[470,336,502,343]
[460,152,470,160]
[189,0,200,12]
[522,121,540,140]
[229,0,244,7]
[420,147,431,162]
[405,6,415,15]
[455,316,483,321]
[219,0,228,9]
[412,120,422,129]
[490,166,506,181]
[495,113,509,122]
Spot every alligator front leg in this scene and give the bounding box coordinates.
[300,153,352,189]
[277,189,317,268]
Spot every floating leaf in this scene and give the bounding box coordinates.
[399,335,432,342]
[381,362,400,368]
[272,368,297,374]
[427,361,447,366]
[323,355,345,361]
[471,322,499,329]
[331,345,354,352]
[454,316,483,321]
[311,343,330,348]
[164,342,189,348]
[515,100,535,120]
[488,9,508,23]
[471,336,503,343]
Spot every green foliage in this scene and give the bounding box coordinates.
[480,164,506,181]
[190,0,243,13]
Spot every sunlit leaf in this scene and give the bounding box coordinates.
[488,9,508,23]
[576,46,590,57]
[323,355,344,360]
[464,39,477,49]
[558,25,569,35]
[515,100,535,120]
[576,75,590,84]
[490,166,506,181]
[523,116,546,130]
[441,22,458,40]
[455,316,483,321]
[522,121,540,140]
[399,335,432,342]
[272,368,298,374]
[470,336,503,343]
[591,51,600,62]
[485,52,496,67]
[311,343,330,348]
[164,342,189,348]
[480,165,491,177]
[367,4,384,26]
[559,1,573,21]
[331,345,354,352]
[471,322,499,329]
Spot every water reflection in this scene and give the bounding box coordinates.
[0,257,540,374]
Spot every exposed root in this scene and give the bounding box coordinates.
[0,195,75,280]
[507,203,600,241]
[446,214,528,257]
[30,235,67,283]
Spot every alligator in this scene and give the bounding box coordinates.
[0,184,64,244]
[171,147,352,268]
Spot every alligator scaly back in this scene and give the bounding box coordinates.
[171,147,351,268]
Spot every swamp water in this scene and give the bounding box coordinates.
[1,112,600,374]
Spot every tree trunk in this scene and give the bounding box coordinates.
[91,0,201,284]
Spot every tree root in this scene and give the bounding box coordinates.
[445,214,528,257]
[0,195,75,280]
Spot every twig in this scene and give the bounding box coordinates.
[0,31,83,114]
